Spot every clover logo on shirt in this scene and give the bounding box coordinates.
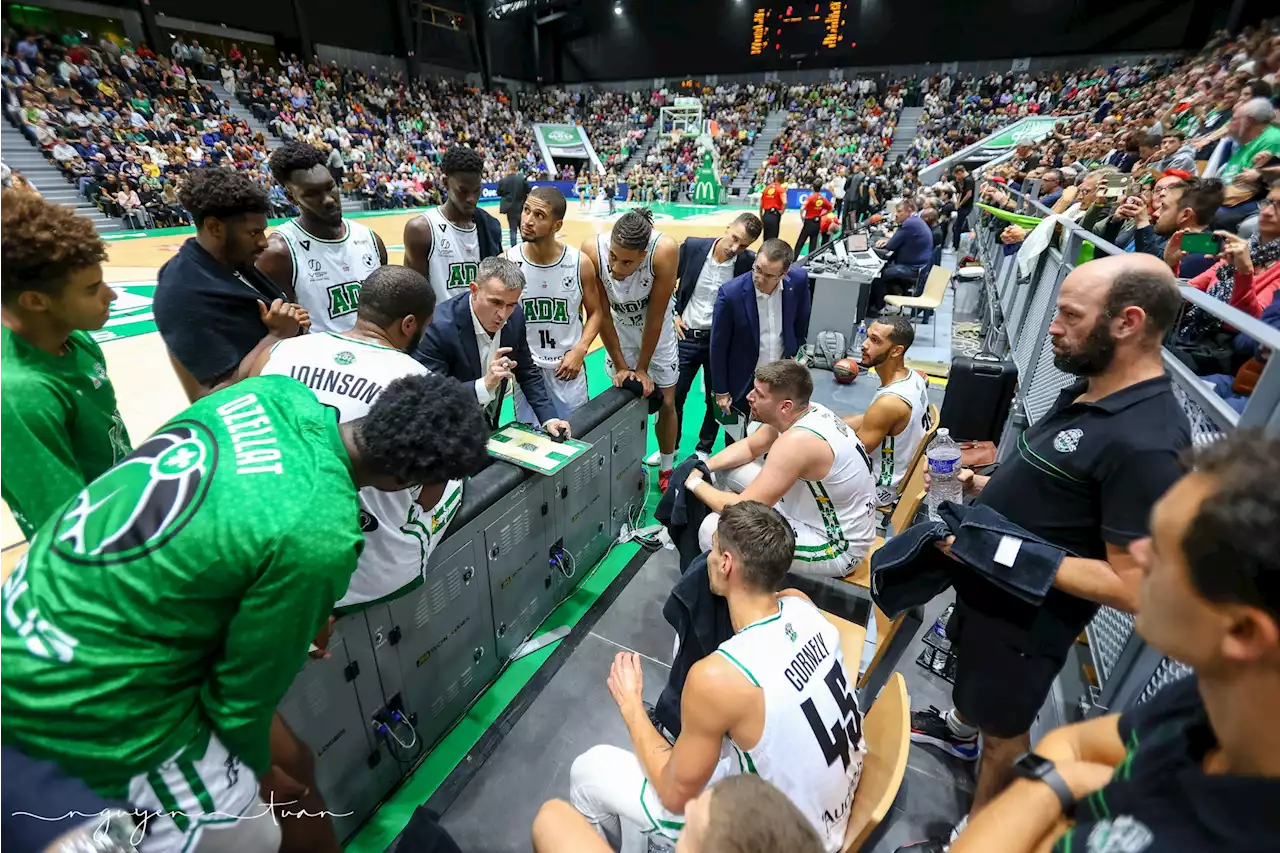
[334,351,355,366]
[51,423,214,566]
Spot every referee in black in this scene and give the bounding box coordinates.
[900,253,1191,853]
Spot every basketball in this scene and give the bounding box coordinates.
[833,358,859,384]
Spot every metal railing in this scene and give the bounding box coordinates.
[970,186,1280,719]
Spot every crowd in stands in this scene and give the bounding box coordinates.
[2,28,269,227]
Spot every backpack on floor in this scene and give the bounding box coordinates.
[800,331,848,371]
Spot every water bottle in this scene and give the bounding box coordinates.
[925,428,963,521]
[851,321,868,362]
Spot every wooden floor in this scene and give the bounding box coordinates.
[0,204,809,555]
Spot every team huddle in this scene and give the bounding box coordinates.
[0,141,938,853]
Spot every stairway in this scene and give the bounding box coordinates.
[1,123,123,234]
[730,108,787,196]
[887,106,924,158]
[198,78,281,151]
[621,121,659,175]
[622,122,660,178]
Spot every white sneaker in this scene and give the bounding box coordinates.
[644,450,662,466]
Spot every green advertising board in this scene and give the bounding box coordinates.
[984,117,1061,148]
[537,124,590,158]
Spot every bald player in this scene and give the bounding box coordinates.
[584,208,682,490]
[506,186,606,421]
[902,253,1191,853]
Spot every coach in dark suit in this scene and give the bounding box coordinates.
[414,256,571,436]
[710,239,811,418]
[673,214,763,455]
[497,167,531,248]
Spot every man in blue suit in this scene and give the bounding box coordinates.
[670,213,762,458]
[415,256,572,437]
[709,239,812,421]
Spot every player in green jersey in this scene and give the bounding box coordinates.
[1,189,132,538]
[1,371,488,853]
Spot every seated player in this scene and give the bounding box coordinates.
[948,432,1280,853]
[584,209,682,490]
[0,374,488,853]
[506,186,606,421]
[569,502,865,853]
[841,317,933,507]
[686,361,878,579]
[535,775,823,853]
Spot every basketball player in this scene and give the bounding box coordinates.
[535,775,823,853]
[686,361,877,579]
[584,208,682,491]
[1,190,132,539]
[257,142,388,333]
[403,146,503,305]
[0,373,488,853]
[252,265,464,611]
[842,316,933,507]
[569,502,864,853]
[506,186,605,421]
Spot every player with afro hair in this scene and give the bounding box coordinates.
[403,145,503,300]
[1,189,133,536]
[351,371,490,490]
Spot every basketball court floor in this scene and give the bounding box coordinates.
[0,200,970,852]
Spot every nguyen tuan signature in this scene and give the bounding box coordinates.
[12,792,354,847]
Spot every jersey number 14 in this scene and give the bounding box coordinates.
[802,663,864,771]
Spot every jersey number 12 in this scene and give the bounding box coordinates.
[802,663,864,770]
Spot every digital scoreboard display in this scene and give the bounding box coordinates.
[750,3,855,59]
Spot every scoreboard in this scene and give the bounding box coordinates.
[750,2,856,60]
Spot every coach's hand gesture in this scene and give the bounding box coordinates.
[484,346,515,393]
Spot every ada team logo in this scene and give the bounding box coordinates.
[546,129,575,144]
[1054,428,1083,453]
[334,351,356,366]
[52,423,217,565]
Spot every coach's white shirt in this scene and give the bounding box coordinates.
[682,243,734,331]
[471,298,504,406]
[755,284,784,370]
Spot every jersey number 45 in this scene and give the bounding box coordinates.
[802,663,865,771]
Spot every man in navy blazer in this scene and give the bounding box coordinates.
[414,256,571,436]
[671,213,763,456]
[710,239,812,419]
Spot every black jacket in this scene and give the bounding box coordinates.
[674,237,755,317]
[496,172,530,215]
[655,455,713,572]
[413,291,557,426]
[655,554,734,736]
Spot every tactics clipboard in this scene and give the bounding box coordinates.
[487,422,591,475]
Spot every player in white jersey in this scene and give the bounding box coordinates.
[404,146,490,306]
[843,316,933,506]
[251,265,464,610]
[583,208,683,490]
[257,142,388,332]
[569,503,864,853]
[506,187,606,421]
[686,361,878,579]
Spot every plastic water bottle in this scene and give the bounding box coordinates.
[925,428,963,521]
[851,321,868,362]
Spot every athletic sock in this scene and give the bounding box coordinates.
[945,708,978,739]
[949,815,969,841]
[660,452,675,472]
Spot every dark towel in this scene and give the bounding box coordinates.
[655,456,712,572]
[655,554,733,736]
[870,502,1071,618]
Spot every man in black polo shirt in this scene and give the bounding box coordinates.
[950,432,1280,853]
[154,167,309,402]
[899,253,1190,853]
